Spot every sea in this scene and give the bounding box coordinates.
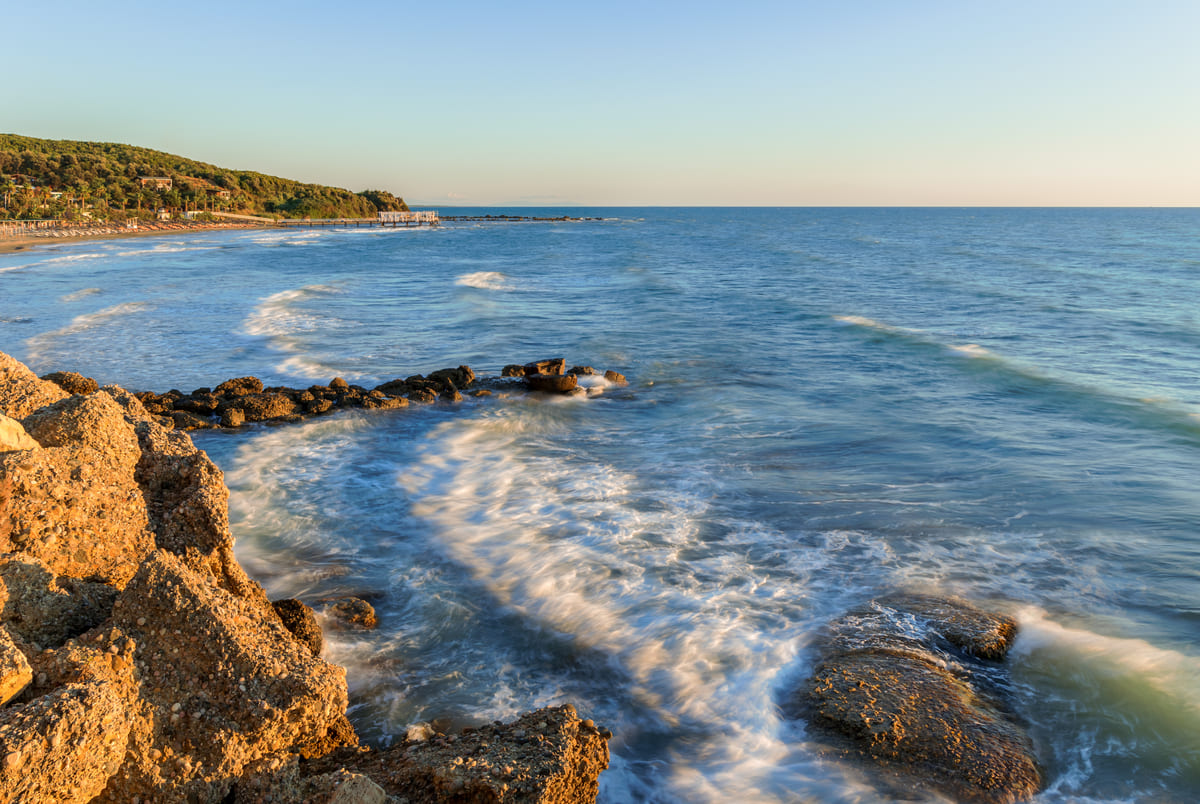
[2,207,1199,803]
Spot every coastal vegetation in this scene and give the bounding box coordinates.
[0,134,409,221]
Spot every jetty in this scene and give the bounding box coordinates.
[273,209,439,228]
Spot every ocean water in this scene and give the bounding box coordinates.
[3,207,1199,802]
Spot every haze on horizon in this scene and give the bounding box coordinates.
[3,0,1197,207]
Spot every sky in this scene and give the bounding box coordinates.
[3,0,1198,206]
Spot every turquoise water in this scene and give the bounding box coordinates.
[3,208,1199,802]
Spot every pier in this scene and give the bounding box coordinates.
[274,210,439,228]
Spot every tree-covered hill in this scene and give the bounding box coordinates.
[0,134,409,221]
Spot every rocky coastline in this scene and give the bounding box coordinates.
[1,347,1046,802]
[0,350,611,803]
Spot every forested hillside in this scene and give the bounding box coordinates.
[0,134,409,220]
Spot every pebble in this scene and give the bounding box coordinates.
[4,751,21,770]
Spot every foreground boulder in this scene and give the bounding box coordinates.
[296,704,610,804]
[789,594,1040,804]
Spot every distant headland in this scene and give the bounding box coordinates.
[0,133,410,224]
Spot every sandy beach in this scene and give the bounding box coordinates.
[0,220,269,254]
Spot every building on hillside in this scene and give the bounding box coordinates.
[139,176,173,190]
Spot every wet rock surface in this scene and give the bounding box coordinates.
[788,594,1041,804]
[300,704,610,804]
[127,356,632,430]
[0,351,612,803]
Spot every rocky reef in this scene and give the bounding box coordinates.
[0,351,610,803]
[41,357,630,433]
[785,594,1041,804]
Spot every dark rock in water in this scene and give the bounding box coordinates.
[427,365,475,391]
[603,370,628,386]
[222,393,297,423]
[440,387,464,402]
[214,377,263,398]
[789,594,1040,804]
[569,365,595,376]
[170,410,216,431]
[305,398,334,415]
[407,388,438,404]
[362,396,408,411]
[373,379,410,396]
[40,371,99,395]
[329,377,350,391]
[501,364,527,377]
[173,393,219,416]
[319,597,378,630]
[524,358,566,376]
[272,599,324,657]
[527,373,578,394]
[220,408,246,428]
[191,387,211,396]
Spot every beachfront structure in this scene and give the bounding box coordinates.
[379,210,439,224]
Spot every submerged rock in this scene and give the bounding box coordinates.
[789,594,1040,804]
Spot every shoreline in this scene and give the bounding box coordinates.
[0,221,270,254]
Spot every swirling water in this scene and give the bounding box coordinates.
[3,207,1199,802]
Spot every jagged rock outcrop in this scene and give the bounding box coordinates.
[789,594,1040,804]
[0,352,353,802]
[2,392,155,587]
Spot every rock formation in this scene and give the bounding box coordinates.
[0,351,610,802]
[788,594,1041,804]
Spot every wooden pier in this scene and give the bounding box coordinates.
[274,210,439,228]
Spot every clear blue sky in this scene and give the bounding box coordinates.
[4,0,1197,206]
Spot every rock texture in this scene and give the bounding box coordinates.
[790,594,1040,804]
[0,351,612,803]
[131,356,631,431]
[0,352,67,420]
[301,704,610,804]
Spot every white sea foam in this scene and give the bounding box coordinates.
[1013,607,1200,795]
[24,302,151,363]
[242,284,366,381]
[949,343,993,358]
[0,251,103,273]
[394,407,827,800]
[113,244,217,257]
[455,271,514,290]
[1014,607,1200,714]
[243,284,341,338]
[60,287,102,303]
[832,314,910,333]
